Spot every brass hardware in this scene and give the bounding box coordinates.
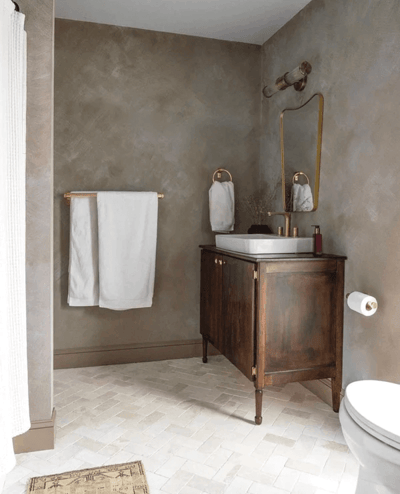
[274,74,290,92]
[64,192,164,206]
[212,168,233,183]
[293,171,310,185]
[219,260,223,265]
[366,301,378,311]
[262,61,312,98]
[267,212,291,237]
[254,271,258,280]
[215,259,218,264]
[277,226,283,236]
[292,227,298,237]
[280,93,324,212]
[252,366,257,377]
[293,76,308,92]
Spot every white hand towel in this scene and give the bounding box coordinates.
[68,195,99,306]
[97,192,158,310]
[301,184,314,211]
[209,181,235,233]
[291,183,302,212]
[292,183,313,211]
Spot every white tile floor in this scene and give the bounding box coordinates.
[4,356,359,494]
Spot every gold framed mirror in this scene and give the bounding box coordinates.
[280,92,324,212]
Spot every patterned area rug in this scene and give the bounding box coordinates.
[27,461,149,494]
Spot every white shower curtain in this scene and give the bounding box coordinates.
[0,0,30,481]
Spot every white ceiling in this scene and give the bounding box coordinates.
[55,0,312,46]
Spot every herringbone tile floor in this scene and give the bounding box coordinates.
[4,356,359,494]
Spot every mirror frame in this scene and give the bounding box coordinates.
[280,92,324,212]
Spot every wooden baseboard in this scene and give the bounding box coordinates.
[300,378,345,407]
[54,338,219,369]
[13,408,56,453]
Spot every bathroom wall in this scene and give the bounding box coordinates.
[260,0,400,386]
[54,20,261,365]
[14,0,54,450]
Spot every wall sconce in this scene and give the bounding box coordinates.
[262,61,312,98]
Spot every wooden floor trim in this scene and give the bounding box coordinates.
[13,408,56,453]
[54,339,219,369]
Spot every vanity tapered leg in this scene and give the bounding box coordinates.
[202,337,208,364]
[332,376,341,412]
[255,389,263,425]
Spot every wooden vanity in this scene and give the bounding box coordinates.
[200,245,346,425]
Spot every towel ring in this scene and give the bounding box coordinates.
[293,171,310,185]
[212,168,233,183]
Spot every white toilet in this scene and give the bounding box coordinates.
[339,380,400,494]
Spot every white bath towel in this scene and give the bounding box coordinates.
[292,183,314,211]
[68,194,99,306]
[209,181,235,232]
[97,192,158,310]
[0,0,30,478]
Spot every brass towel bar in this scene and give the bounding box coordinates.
[64,192,164,205]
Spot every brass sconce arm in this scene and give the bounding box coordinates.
[267,212,291,237]
[263,61,312,98]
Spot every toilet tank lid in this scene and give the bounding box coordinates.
[345,380,400,445]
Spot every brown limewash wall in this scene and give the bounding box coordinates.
[54,19,261,365]
[55,0,400,388]
[260,0,400,386]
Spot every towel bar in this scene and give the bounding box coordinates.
[212,168,233,183]
[64,192,164,205]
[292,171,310,185]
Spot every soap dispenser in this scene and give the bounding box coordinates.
[312,225,323,255]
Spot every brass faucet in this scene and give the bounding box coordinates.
[267,212,291,237]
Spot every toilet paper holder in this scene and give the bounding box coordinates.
[346,293,378,312]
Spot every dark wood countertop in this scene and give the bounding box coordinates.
[199,245,347,263]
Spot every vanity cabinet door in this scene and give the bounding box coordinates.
[200,250,224,353]
[263,260,337,374]
[222,255,256,381]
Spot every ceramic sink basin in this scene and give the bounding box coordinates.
[215,234,314,255]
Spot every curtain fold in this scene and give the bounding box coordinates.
[0,0,30,479]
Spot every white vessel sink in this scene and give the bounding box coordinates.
[216,234,314,255]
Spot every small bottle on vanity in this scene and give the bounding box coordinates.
[312,225,323,255]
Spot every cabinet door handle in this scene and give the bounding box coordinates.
[215,259,218,264]
[219,260,223,265]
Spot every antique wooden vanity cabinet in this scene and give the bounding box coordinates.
[200,246,346,425]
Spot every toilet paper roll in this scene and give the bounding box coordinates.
[347,291,378,316]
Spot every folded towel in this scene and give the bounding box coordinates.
[68,194,99,306]
[209,181,235,233]
[97,192,158,310]
[292,183,313,211]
